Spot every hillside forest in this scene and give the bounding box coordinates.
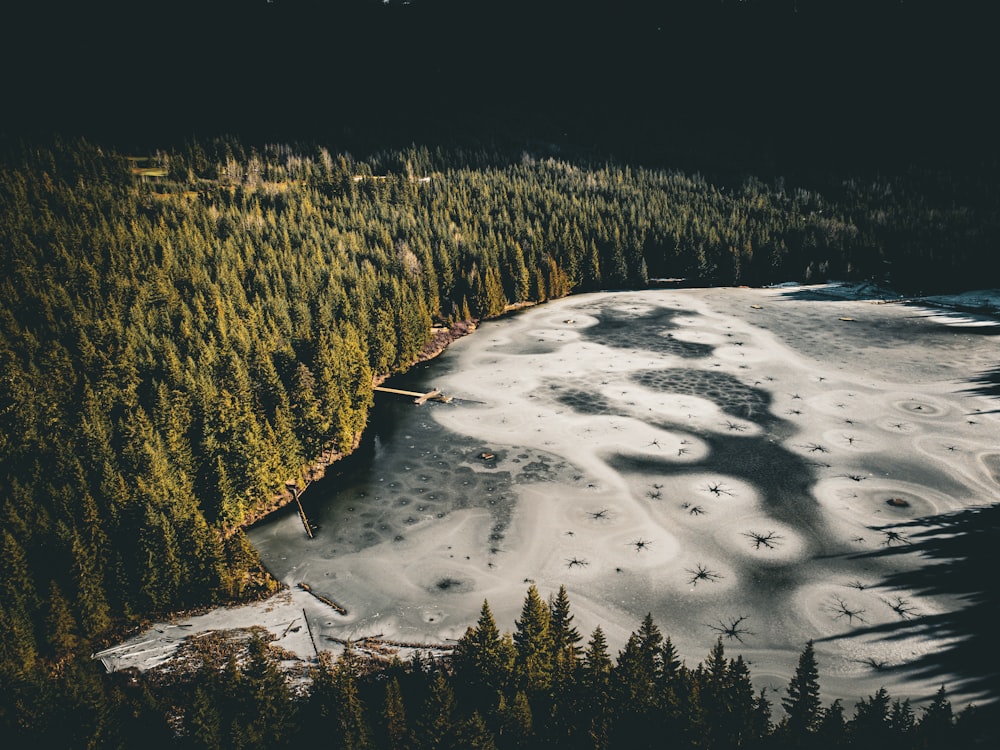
[1,137,997,746]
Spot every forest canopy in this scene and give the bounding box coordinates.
[1,135,998,745]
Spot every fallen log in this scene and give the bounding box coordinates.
[297,583,348,615]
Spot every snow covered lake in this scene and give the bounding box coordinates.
[106,284,1000,709]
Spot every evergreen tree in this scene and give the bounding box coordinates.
[414,669,457,750]
[781,640,822,743]
[815,699,849,748]
[453,599,514,713]
[611,621,664,750]
[612,613,662,735]
[188,684,223,749]
[454,711,497,750]
[235,633,294,749]
[850,687,892,750]
[889,697,916,739]
[44,580,79,656]
[751,687,774,747]
[546,584,582,744]
[0,530,39,675]
[331,648,374,750]
[382,676,410,750]
[580,626,613,750]
[548,585,582,660]
[915,686,954,747]
[512,584,553,695]
[497,690,534,748]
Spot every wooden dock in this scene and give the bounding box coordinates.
[373,386,453,404]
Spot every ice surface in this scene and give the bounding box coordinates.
[104,285,1000,709]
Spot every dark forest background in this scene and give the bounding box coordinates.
[4,1,996,173]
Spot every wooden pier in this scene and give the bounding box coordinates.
[373,386,453,404]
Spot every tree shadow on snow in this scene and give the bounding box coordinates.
[962,365,1000,412]
[819,503,1000,706]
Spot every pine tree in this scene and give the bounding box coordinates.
[751,686,774,746]
[453,599,514,712]
[889,697,916,742]
[581,239,602,291]
[414,669,457,750]
[611,628,662,750]
[850,687,892,750]
[700,638,734,748]
[512,584,553,694]
[916,686,953,747]
[332,648,374,750]
[545,586,582,747]
[70,529,110,636]
[0,530,39,675]
[660,635,682,688]
[454,711,497,750]
[382,677,410,750]
[188,684,223,749]
[236,633,294,749]
[781,640,822,743]
[613,614,662,719]
[45,580,79,656]
[657,636,687,740]
[815,699,848,748]
[497,690,534,747]
[728,654,762,747]
[580,627,613,750]
[548,585,582,660]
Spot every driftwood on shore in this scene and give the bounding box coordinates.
[297,583,348,615]
[287,484,314,539]
[301,608,319,658]
[324,633,456,652]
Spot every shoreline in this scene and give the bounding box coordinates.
[233,283,1000,540]
[96,283,1000,705]
[92,308,528,652]
[239,301,544,536]
[235,320,481,535]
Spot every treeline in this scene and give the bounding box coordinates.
[13,586,991,748]
[0,136,997,736]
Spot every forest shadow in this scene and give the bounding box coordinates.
[899,301,1000,412]
[819,503,1000,705]
[770,286,1000,411]
[961,365,1000,410]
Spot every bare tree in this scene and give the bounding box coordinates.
[705,482,734,497]
[707,615,752,642]
[882,530,910,546]
[882,596,918,619]
[743,530,783,550]
[826,596,866,624]
[686,564,723,586]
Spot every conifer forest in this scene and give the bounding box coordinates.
[3,131,997,747]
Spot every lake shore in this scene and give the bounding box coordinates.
[97,282,1000,710]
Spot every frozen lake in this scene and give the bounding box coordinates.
[245,285,999,707]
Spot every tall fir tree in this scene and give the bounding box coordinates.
[781,640,822,744]
[512,584,553,695]
[453,599,514,713]
[382,676,410,750]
